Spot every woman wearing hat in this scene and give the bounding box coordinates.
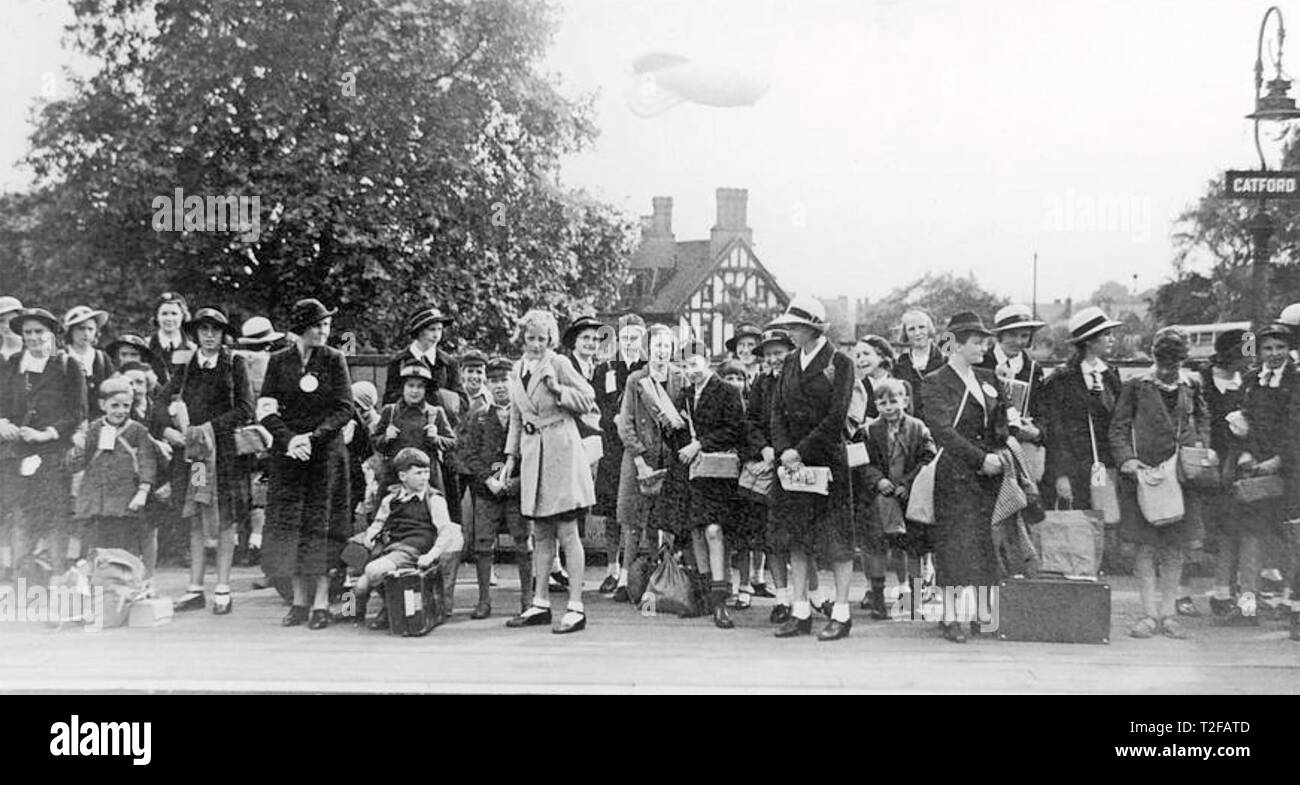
[0,297,25,361]
[230,316,287,566]
[593,313,646,594]
[501,309,598,634]
[744,327,796,619]
[980,304,1048,496]
[0,308,87,574]
[148,292,195,388]
[612,323,690,601]
[726,323,764,382]
[922,311,1011,643]
[383,306,459,406]
[234,316,287,398]
[895,308,945,421]
[767,296,857,641]
[105,334,155,371]
[1195,328,1261,625]
[62,306,114,406]
[1042,306,1124,512]
[152,307,254,615]
[1108,327,1209,640]
[1240,322,1300,637]
[261,299,355,630]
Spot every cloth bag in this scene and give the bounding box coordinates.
[636,468,668,497]
[689,452,740,480]
[738,460,774,503]
[1232,473,1284,504]
[1087,412,1120,524]
[846,441,869,468]
[1136,453,1184,526]
[1177,445,1220,489]
[906,390,969,524]
[1031,507,1104,577]
[89,548,149,628]
[876,495,907,535]
[640,549,697,617]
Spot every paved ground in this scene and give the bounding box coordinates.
[1,565,1298,694]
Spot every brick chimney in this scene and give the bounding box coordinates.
[633,195,677,270]
[648,196,673,238]
[711,187,753,257]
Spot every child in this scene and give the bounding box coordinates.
[460,357,533,619]
[858,378,937,618]
[73,376,159,564]
[718,359,766,609]
[118,361,170,579]
[374,363,457,494]
[355,447,463,630]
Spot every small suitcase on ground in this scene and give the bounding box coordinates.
[996,576,1111,644]
[384,565,445,637]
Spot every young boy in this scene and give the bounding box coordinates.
[859,378,937,618]
[375,363,457,493]
[355,447,463,630]
[73,376,159,564]
[460,357,534,619]
[118,360,170,579]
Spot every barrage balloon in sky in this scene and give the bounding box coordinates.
[625,52,770,117]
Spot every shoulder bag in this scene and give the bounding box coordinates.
[905,387,968,524]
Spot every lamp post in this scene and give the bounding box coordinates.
[1243,7,1300,323]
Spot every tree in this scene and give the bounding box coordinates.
[3,0,638,353]
[856,272,1008,343]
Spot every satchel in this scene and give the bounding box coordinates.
[689,451,740,480]
[1021,442,1046,483]
[1177,445,1220,489]
[1136,453,1184,526]
[846,441,870,468]
[778,466,830,495]
[877,494,907,535]
[1031,506,1104,578]
[1232,473,1285,504]
[636,468,668,497]
[1087,412,1120,524]
[640,549,698,617]
[905,389,969,525]
[581,434,604,466]
[738,460,775,503]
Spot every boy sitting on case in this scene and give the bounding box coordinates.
[355,447,463,630]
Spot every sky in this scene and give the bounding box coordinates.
[0,1,1285,306]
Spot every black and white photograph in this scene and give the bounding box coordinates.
[0,0,1296,732]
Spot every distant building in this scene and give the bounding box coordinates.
[614,188,789,356]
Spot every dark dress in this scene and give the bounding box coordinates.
[1108,373,1210,548]
[66,348,114,407]
[1041,359,1122,510]
[1199,368,1253,538]
[592,357,645,518]
[895,347,945,422]
[922,364,1009,587]
[261,344,354,578]
[152,349,254,530]
[0,352,86,563]
[683,374,745,533]
[768,342,856,562]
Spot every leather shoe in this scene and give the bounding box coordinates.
[307,609,331,630]
[553,610,586,634]
[281,605,309,627]
[598,575,619,594]
[471,602,492,620]
[750,583,775,599]
[1174,597,1201,617]
[818,618,851,641]
[507,606,553,628]
[175,592,205,613]
[942,621,967,643]
[211,592,233,616]
[611,586,630,603]
[774,615,813,638]
[1208,595,1235,617]
[769,604,792,624]
[714,604,735,629]
[550,570,570,589]
[813,599,834,619]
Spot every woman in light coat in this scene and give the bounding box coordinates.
[502,309,598,634]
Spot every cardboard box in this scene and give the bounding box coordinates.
[128,598,174,628]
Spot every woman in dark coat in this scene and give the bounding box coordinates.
[1108,328,1209,640]
[593,314,646,594]
[681,352,746,629]
[153,308,254,615]
[1041,307,1124,511]
[768,296,856,642]
[922,312,1009,644]
[0,308,87,574]
[261,299,354,630]
[746,328,795,622]
[382,306,459,405]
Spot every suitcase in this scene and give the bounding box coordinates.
[996,576,1111,644]
[384,565,445,637]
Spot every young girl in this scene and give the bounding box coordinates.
[62,306,114,411]
[718,360,765,611]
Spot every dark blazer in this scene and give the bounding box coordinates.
[895,346,945,421]
[1108,373,1210,468]
[921,364,1009,472]
[147,333,195,389]
[685,373,745,455]
[1042,358,1123,481]
[152,348,254,491]
[744,370,779,461]
[0,352,87,454]
[978,347,1047,428]
[459,403,519,498]
[593,358,644,434]
[67,348,114,406]
[382,344,459,406]
[260,344,354,454]
[771,342,855,472]
[1199,366,1248,460]
[859,414,937,493]
[1241,362,1300,465]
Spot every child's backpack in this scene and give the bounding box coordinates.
[89,548,148,628]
